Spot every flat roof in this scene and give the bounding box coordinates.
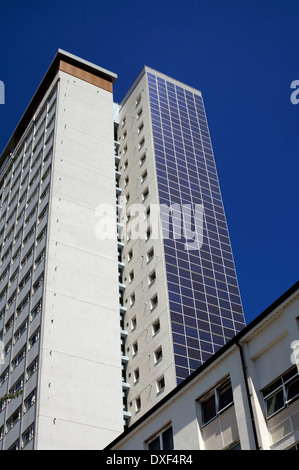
[0,49,117,169]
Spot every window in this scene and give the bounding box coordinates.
[139,152,146,166]
[131,316,137,331]
[134,368,140,383]
[150,294,158,311]
[123,159,128,170]
[135,396,141,412]
[128,249,133,262]
[22,424,34,448]
[121,116,126,128]
[137,108,143,120]
[148,270,156,286]
[141,169,147,183]
[129,270,134,284]
[262,366,299,418]
[135,94,141,107]
[129,293,135,306]
[145,206,150,219]
[142,187,149,201]
[200,378,233,426]
[152,319,160,336]
[147,247,154,262]
[147,425,173,450]
[154,346,163,364]
[157,375,165,393]
[138,122,144,134]
[139,137,145,150]
[124,176,129,187]
[132,341,138,356]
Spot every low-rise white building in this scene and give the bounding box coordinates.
[106,281,299,450]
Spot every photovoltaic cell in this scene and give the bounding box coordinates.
[147,71,246,384]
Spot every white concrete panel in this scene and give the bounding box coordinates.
[36,70,123,449]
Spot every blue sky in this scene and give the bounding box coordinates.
[0,0,298,324]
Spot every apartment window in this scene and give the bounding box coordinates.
[135,94,141,107]
[22,424,34,448]
[132,341,138,356]
[128,270,134,284]
[154,346,163,364]
[24,390,36,413]
[134,368,140,383]
[157,375,165,393]
[141,169,147,183]
[123,159,128,170]
[148,270,156,286]
[262,366,299,419]
[200,378,233,426]
[123,145,128,155]
[126,193,130,204]
[152,319,160,336]
[139,152,146,166]
[147,424,173,450]
[11,347,26,371]
[147,247,154,262]
[6,406,21,432]
[146,226,151,241]
[150,294,158,311]
[135,396,141,412]
[137,108,143,120]
[121,116,126,128]
[139,137,145,150]
[129,293,135,307]
[124,176,129,187]
[28,328,40,350]
[142,187,149,201]
[145,206,150,219]
[131,316,137,331]
[26,358,38,381]
[0,367,9,387]
[138,122,144,134]
[127,249,133,262]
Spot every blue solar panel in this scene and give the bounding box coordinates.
[147,71,245,383]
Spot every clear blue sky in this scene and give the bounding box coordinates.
[0,0,298,324]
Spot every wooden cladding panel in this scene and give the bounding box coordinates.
[59,60,113,93]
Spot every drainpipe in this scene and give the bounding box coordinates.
[237,342,260,450]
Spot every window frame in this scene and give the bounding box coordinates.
[262,366,299,419]
[200,378,234,427]
[146,423,173,450]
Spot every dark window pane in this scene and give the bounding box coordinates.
[263,377,282,397]
[148,436,160,450]
[202,394,216,424]
[266,390,284,417]
[218,382,233,411]
[287,376,299,402]
[162,427,174,450]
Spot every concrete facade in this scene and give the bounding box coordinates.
[117,70,177,424]
[0,51,124,450]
